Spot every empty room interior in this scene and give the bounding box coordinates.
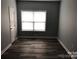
[1,0,77,59]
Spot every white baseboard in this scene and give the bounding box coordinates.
[1,44,12,55]
[58,39,77,59]
[18,36,58,39]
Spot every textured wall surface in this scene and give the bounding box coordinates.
[1,0,17,51]
[17,0,60,2]
[59,0,77,52]
[17,1,60,37]
[1,0,11,50]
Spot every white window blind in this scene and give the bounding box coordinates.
[21,11,46,31]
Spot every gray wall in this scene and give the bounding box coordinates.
[1,0,17,51]
[1,0,11,50]
[17,0,60,2]
[59,0,77,52]
[17,1,60,37]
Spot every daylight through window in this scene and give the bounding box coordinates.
[21,11,46,31]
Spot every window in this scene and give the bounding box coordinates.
[21,11,46,31]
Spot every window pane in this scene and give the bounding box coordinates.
[21,11,33,22]
[34,11,46,22]
[22,22,33,31]
[34,23,46,31]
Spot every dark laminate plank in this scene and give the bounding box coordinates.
[2,38,71,59]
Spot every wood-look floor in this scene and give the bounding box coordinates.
[2,38,71,59]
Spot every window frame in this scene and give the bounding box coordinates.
[21,10,47,32]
